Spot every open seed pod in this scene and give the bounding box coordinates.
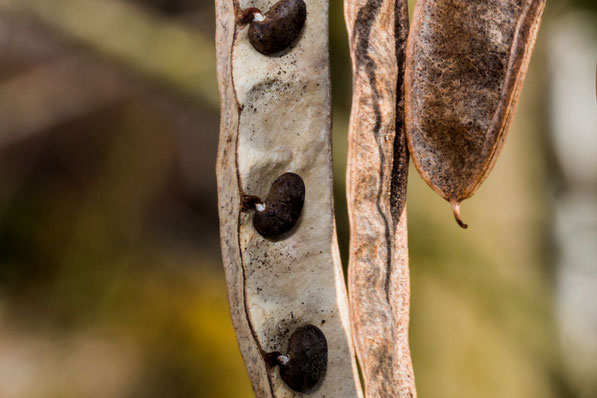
[215,0,362,392]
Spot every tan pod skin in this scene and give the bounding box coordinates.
[345,0,416,396]
[405,0,546,228]
[215,0,363,396]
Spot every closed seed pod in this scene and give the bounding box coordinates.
[278,324,328,393]
[248,0,307,55]
[252,172,305,239]
[344,0,416,394]
[405,0,546,228]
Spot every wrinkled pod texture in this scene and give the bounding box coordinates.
[244,0,307,55]
[344,0,416,394]
[405,0,546,228]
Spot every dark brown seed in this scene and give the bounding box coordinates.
[248,0,307,55]
[405,0,546,228]
[252,172,305,238]
[279,324,328,393]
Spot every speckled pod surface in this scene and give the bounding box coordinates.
[405,0,546,228]
[215,0,362,396]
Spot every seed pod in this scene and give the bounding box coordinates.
[279,324,328,393]
[252,172,305,239]
[217,0,361,392]
[405,0,546,228]
[344,0,416,393]
[248,0,307,55]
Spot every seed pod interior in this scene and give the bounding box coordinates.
[405,0,546,228]
[216,0,363,393]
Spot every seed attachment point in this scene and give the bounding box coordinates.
[277,354,290,366]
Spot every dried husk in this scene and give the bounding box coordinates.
[405,0,546,228]
[345,0,416,395]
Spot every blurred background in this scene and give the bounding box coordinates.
[0,0,595,397]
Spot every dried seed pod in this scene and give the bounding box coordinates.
[344,0,416,394]
[218,0,362,391]
[279,324,328,393]
[252,172,305,238]
[405,0,546,228]
[248,0,307,55]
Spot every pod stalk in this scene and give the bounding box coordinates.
[451,201,468,229]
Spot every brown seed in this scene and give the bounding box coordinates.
[248,0,307,55]
[252,172,305,238]
[279,324,328,393]
[405,0,546,228]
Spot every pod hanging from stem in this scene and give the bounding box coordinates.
[405,0,546,229]
[451,201,468,229]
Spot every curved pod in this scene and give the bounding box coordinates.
[405,0,546,228]
[345,0,416,395]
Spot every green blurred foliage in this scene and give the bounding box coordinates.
[0,0,594,397]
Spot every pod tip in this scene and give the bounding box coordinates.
[451,202,468,229]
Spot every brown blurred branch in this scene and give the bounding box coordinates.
[0,0,218,105]
[0,57,134,147]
